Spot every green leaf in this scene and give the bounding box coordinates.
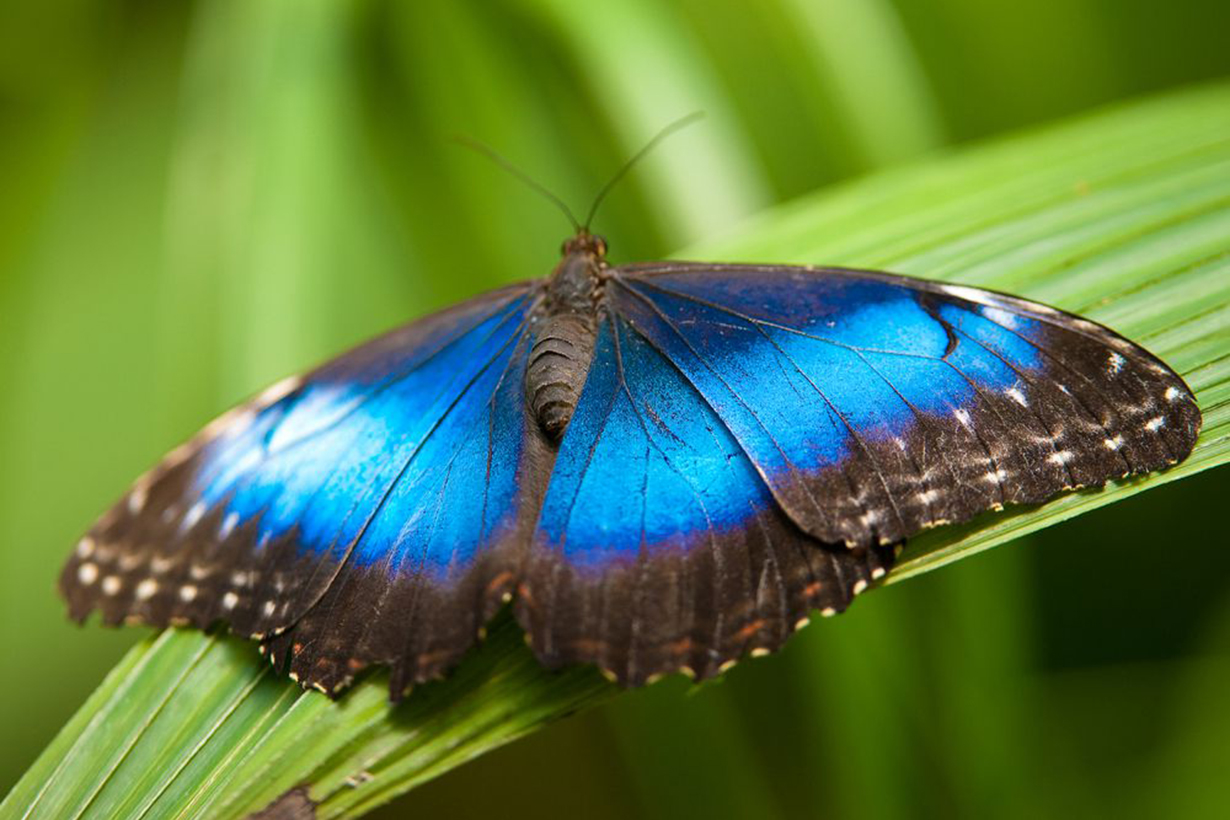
[4,82,1228,820]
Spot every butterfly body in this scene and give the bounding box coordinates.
[526,233,607,438]
[61,232,1201,697]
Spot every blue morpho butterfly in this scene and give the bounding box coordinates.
[60,122,1201,700]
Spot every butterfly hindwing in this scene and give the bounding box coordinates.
[61,284,549,694]
[608,263,1201,548]
[517,312,892,684]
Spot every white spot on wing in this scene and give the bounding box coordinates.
[982,306,1018,329]
[77,563,99,585]
[941,284,993,305]
[1104,435,1124,451]
[135,579,158,600]
[220,512,240,539]
[102,576,122,596]
[183,502,206,531]
[179,584,198,602]
[203,407,256,441]
[128,482,149,514]
[262,600,276,617]
[1145,415,1165,431]
[222,591,239,610]
[1165,386,1182,402]
[1005,386,1028,406]
[76,537,95,559]
[953,408,972,427]
[1048,450,1074,465]
[257,375,303,406]
[1107,352,1126,375]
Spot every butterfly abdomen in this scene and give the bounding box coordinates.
[527,237,606,439]
[528,313,596,438]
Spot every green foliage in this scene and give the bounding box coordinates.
[2,1,1229,818]
[4,81,1229,820]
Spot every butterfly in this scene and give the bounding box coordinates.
[58,217,1202,699]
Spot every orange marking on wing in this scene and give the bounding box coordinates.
[563,638,606,654]
[414,648,458,667]
[515,583,534,606]
[666,637,695,655]
[733,619,767,641]
[485,570,515,596]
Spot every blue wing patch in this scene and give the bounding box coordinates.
[519,314,891,684]
[535,319,762,566]
[194,291,530,569]
[609,264,1200,548]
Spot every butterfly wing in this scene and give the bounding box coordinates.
[62,255,1202,693]
[607,263,1201,548]
[516,261,1200,685]
[517,312,893,684]
[60,283,549,696]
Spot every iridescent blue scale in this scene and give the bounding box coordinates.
[538,317,770,568]
[196,291,533,571]
[61,236,1200,696]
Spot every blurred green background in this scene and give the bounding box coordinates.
[2,1,1228,817]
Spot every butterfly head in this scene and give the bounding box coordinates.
[560,231,607,261]
[548,232,608,317]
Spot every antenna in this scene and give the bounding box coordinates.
[583,111,703,230]
[453,111,704,234]
[451,136,581,232]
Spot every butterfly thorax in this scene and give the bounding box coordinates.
[527,233,607,439]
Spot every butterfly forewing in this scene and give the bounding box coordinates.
[608,263,1201,548]
[61,284,549,694]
